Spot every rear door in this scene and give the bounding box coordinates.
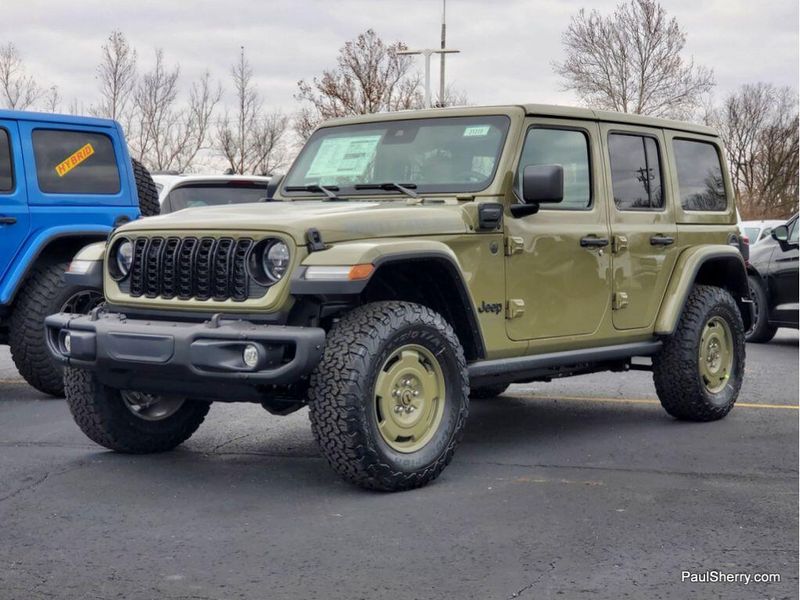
[0,121,30,283]
[601,125,679,330]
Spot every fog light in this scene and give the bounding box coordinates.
[63,332,72,354]
[243,344,259,368]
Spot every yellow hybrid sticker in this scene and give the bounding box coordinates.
[55,143,94,177]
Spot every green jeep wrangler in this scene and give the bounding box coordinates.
[46,105,751,491]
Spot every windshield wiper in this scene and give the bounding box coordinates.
[284,184,341,200]
[354,182,418,199]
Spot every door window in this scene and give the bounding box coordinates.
[0,128,13,192]
[672,139,727,211]
[32,129,120,194]
[608,133,663,210]
[517,128,591,209]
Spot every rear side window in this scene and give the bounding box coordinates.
[517,128,591,209]
[32,130,120,194]
[0,128,13,192]
[608,133,663,210]
[673,139,727,211]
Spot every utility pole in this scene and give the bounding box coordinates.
[439,0,447,106]
[398,44,460,109]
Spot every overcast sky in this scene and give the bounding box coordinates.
[4,0,798,117]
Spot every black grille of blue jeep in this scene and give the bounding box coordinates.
[124,236,262,302]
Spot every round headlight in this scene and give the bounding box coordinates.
[263,240,290,282]
[113,239,133,280]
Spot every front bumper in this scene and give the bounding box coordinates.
[45,311,325,401]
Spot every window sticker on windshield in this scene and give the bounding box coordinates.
[463,125,491,137]
[55,143,95,177]
[306,135,382,179]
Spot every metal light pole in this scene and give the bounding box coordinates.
[440,0,447,106]
[397,48,460,109]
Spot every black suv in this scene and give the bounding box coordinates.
[746,214,799,342]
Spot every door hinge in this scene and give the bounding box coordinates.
[505,236,524,256]
[506,299,526,319]
[612,235,628,254]
[612,291,629,310]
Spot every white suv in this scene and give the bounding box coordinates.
[153,174,272,214]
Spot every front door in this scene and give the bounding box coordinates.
[505,119,611,341]
[0,121,29,284]
[601,125,679,330]
[770,217,799,325]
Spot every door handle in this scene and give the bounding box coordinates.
[0,216,17,225]
[580,236,610,248]
[650,235,674,246]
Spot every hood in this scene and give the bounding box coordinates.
[119,200,471,244]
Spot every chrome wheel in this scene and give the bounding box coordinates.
[699,316,734,393]
[121,391,186,421]
[374,344,446,453]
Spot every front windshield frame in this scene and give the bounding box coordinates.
[281,115,511,197]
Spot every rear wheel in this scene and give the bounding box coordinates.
[64,368,209,453]
[746,274,777,343]
[308,302,469,491]
[653,285,745,421]
[9,260,103,396]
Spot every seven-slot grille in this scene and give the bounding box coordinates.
[123,236,263,302]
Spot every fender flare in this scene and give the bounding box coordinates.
[655,245,752,335]
[1,227,110,305]
[290,239,486,359]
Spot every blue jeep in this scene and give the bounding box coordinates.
[0,109,159,396]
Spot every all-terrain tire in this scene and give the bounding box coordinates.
[131,158,160,217]
[8,260,102,396]
[307,301,469,491]
[64,367,209,453]
[470,383,510,399]
[653,285,745,422]
[746,274,777,343]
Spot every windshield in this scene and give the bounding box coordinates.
[744,227,760,241]
[283,115,510,196]
[164,182,269,213]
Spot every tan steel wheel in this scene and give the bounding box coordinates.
[699,316,734,394]
[374,344,446,453]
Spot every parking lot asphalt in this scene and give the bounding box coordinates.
[0,331,797,600]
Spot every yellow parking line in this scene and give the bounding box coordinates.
[508,393,798,410]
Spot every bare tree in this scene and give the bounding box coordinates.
[554,0,714,119]
[131,49,222,172]
[711,83,799,219]
[294,29,422,139]
[217,48,288,175]
[0,43,42,110]
[43,86,61,113]
[92,31,137,129]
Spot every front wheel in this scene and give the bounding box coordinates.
[308,302,469,491]
[64,368,210,453]
[653,285,745,421]
[9,260,103,396]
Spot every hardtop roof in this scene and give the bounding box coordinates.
[319,103,718,137]
[0,108,118,129]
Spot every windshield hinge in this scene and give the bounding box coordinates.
[306,228,325,253]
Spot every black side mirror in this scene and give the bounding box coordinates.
[522,164,564,204]
[771,225,789,242]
